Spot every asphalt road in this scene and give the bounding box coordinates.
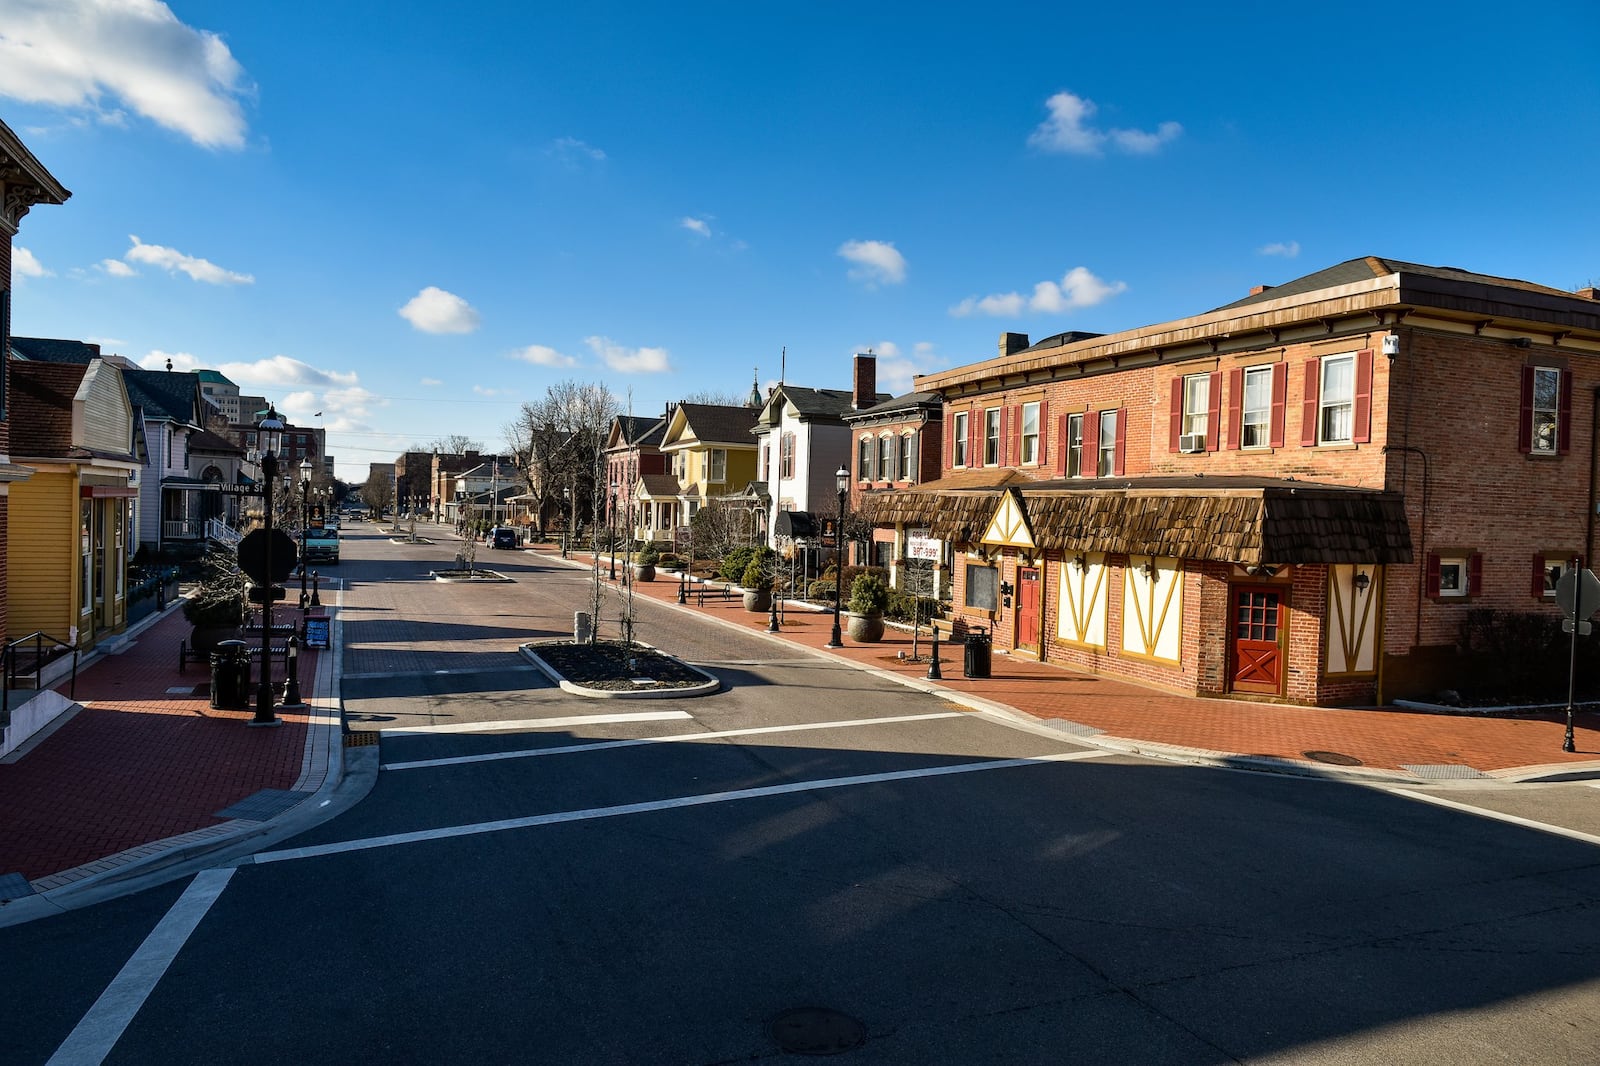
[6,523,1600,1064]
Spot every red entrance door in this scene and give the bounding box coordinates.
[1016,567,1041,652]
[1230,585,1286,694]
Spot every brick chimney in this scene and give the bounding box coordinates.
[1000,332,1029,357]
[1250,284,1274,296]
[852,353,877,410]
[1576,286,1600,301]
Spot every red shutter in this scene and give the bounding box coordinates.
[1559,368,1573,455]
[1084,410,1099,480]
[1353,349,1374,444]
[1532,553,1547,598]
[1227,368,1243,450]
[1113,410,1126,476]
[944,412,955,471]
[1054,413,1069,475]
[1518,367,1534,452]
[1206,370,1222,451]
[1270,363,1287,448]
[1168,378,1183,452]
[1037,400,1049,467]
[1012,404,1024,466]
[1301,359,1319,446]
[971,405,982,465]
[1468,553,1483,596]
[1425,554,1441,598]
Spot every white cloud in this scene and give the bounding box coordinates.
[398,286,481,334]
[550,136,606,168]
[213,354,359,390]
[838,239,907,286]
[584,336,671,374]
[1259,241,1301,258]
[99,258,137,277]
[681,216,711,237]
[472,385,510,397]
[1028,90,1181,157]
[125,235,253,284]
[0,0,252,149]
[139,350,204,372]
[420,377,443,387]
[511,344,578,368]
[951,266,1126,318]
[13,246,51,277]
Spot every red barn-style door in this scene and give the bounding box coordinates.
[1230,585,1286,695]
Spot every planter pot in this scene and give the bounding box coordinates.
[633,563,656,582]
[743,589,772,613]
[845,611,885,642]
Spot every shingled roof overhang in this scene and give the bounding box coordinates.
[917,257,1600,399]
[857,476,1413,567]
[0,117,71,229]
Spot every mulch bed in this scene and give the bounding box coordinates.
[533,641,708,691]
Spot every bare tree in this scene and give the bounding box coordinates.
[361,469,395,518]
[430,434,483,455]
[681,388,748,407]
[505,380,620,543]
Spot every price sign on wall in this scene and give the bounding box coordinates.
[907,529,941,561]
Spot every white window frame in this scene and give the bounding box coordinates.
[707,448,727,484]
[1181,374,1209,438]
[1020,401,1040,465]
[1319,353,1355,444]
[877,435,894,481]
[1097,410,1117,477]
[984,408,1001,466]
[953,412,970,467]
[1241,365,1272,449]
[858,436,872,480]
[1067,413,1084,477]
[1532,366,1560,454]
[1542,556,1574,598]
[900,432,916,482]
[1438,556,1469,598]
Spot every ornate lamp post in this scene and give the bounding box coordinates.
[251,407,286,727]
[298,459,312,611]
[826,465,848,648]
[608,481,619,581]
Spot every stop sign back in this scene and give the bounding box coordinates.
[237,528,299,585]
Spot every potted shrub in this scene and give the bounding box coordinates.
[183,568,245,653]
[633,542,659,582]
[741,549,775,613]
[845,573,889,642]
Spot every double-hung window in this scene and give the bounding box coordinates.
[984,408,1001,466]
[1020,402,1040,465]
[1097,411,1117,476]
[900,432,916,482]
[1241,366,1272,448]
[1531,367,1560,454]
[858,436,872,480]
[877,435,894,481]
[1066,414,1084,477]
[953,412,970,467]
[707,448,727,483]
[1319,354,1355,444]
[781,433,795,478]
[1182,375,1209,440]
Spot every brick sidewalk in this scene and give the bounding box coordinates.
[547,546,1600,780]
[0,605,328,888]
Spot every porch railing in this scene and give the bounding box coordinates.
[206,517,242,548]
[2,631,78,727]
[163,518,204,540]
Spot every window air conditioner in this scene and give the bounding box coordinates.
[1178,433,1207,453]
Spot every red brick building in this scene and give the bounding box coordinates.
[864,258,1600,705]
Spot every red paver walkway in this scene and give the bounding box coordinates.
[546,546,1600,779]
[0,605,326,886]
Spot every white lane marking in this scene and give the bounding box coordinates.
[47,867,235,1066]
[383,711,968,771]
[379,711,691,735]
[1386,787,1600,847]
[342,665,537,681]
[254,749,1111,865]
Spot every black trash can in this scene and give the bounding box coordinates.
[210,639,252,710]
[963,628,992,679]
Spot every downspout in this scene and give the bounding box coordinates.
[1382,444,1428,650]
[1587,386,1600,569]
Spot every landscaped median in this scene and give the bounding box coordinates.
[521,639,721,699]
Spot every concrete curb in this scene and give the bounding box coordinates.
[519,640,722,699]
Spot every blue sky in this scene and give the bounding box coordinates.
[4,1,1598,481]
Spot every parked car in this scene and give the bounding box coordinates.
[490,527,517,550]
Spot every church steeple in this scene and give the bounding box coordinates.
[747,367,762,408]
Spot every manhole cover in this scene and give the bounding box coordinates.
[768,1007,866,1056]
[1302,749,1363,766]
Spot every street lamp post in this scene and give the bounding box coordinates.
[298,460,312,611]
[251,407,286,726]
[608,482,619,581]
[826,465,848,648]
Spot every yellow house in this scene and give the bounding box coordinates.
[658,402,761,518]
[9,359,139,649]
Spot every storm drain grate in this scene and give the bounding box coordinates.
[344,731,380,747]
[215,789,311,821]
[0,872,36,901]
[768,1008,866,1056]
[1302,750,1364,766]
[1402,763,1492,780]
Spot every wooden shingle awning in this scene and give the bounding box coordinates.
[857,476,1413,567]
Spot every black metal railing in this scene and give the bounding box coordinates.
[2,631,78,726]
